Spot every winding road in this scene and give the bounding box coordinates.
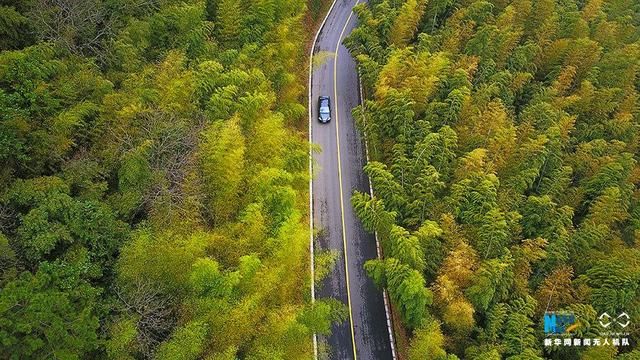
[309,0,395,358]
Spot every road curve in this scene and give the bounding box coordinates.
[309,0,394,358]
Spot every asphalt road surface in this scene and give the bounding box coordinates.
[310,0,394,358]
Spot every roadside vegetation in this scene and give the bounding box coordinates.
[0,0,343,358]
[346,0,640,358]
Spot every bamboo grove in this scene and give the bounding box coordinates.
[0,0,345,358]
[346,0,640,359]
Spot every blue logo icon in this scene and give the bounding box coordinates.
[544,312,576,334]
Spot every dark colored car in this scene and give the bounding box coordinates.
[318,96,331,123]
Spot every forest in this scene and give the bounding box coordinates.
[346,0,640,358]
[0,0,345,358]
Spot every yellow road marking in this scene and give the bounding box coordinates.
[334,4,360,359]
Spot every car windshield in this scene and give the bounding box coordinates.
[320,99,329,113]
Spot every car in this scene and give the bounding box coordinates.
[318,96,331,123]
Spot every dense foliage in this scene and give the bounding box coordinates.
[0,0,341,358]
[346,0,640,358]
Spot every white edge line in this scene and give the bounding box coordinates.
[309,0,340,358]
[357,70,398,360]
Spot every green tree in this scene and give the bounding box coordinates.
[216,0,243,48]
[414,220,444,281]
[466,255,514,312]
[503,296,539,357]
[364,161,407,214]
[6,176,128,266]
[366,258,432,328]
[388,224,426,272]
[477,208,512,259]
[297,299,348,335]
[351,191,397,238]
[389,0,428,47]
[408,320,451,360]
[0,258,100,358]
[0,4,34,50]
[156,321,209,360]
[200,117,246,223]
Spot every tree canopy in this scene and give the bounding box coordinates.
[0,0,337,358]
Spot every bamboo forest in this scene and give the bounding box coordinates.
[347,0,640,358]
[0,0,639,359]
[0,0,344,358]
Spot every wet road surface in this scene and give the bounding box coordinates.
[309,0,394,358]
